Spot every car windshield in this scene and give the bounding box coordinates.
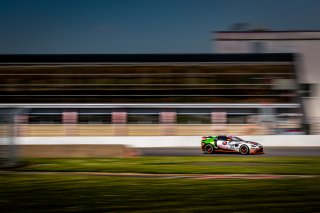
[233,137,244,141]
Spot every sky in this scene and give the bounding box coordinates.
[0,0,320,54]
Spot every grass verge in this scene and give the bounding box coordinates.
[12,156,320,175]
[0,174,319,212]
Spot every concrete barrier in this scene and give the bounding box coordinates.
[17,135,320,147]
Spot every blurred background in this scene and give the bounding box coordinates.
[0,0,320,161]
[1,1,320,212]
[0,53,307,137]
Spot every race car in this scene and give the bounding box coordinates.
[201,135,264,155]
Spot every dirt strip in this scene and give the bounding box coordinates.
[0,171,317,179]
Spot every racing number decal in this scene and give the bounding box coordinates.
[217,140,229,149]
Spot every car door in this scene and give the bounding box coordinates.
[216,136,230,150]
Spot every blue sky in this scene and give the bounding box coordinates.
[0,0,319,53]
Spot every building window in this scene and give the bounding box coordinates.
[177,114,211,124]
[227,115,247,124]
[29,114,62,124]
[78,114,111,124]
[127,114,159,124]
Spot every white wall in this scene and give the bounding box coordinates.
[215,41,249,53]
[214,32,320,123]
[17,136,320,147]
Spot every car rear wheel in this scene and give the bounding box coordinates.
[239,145,250,155]
[205,144,215,154]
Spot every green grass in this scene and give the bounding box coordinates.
[13,156,320,175]
[2,157,320,212]
[0,174,319,212]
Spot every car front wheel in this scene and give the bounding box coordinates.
[239,145,250,155]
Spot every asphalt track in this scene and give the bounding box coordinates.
[1,171,316,179]
[139,147,320,157]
